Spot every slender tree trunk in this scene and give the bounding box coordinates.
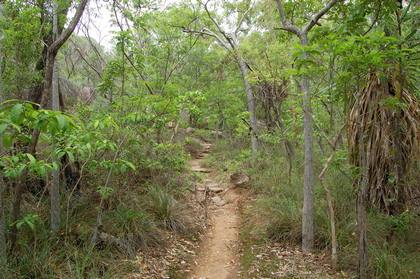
[299,36,315,253]
[0,0,6,262]
[356,81,369,278]
[50,0,60,238]
[0,142,5,263]
[275,0,340,253]
[237,57,259,153]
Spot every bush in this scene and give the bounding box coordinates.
[144,185,187,234]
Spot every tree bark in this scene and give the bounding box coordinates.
[275,0,340,253]
[50,0,60,238]
[236,56,259,153]
[356,80,369,279]
[40,0,89,108]
[300,44,315,252]
[0,0,6,262]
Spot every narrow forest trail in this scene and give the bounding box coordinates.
[188,141,241,279]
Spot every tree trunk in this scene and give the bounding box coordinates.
[275,0,340,254]
[0,0,6,262]
[356,82,369,278]
[300,35,315,253]
[9,0,88,247]
[0,142,5,263]
[50,0,60,238]
[237,57,259,153]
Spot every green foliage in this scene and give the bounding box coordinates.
[10,214,40,231]
[144,185,186,233]
[0,101,80,179]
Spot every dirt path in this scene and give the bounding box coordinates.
[188,142,241,279]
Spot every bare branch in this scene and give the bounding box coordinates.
[303,0,341,34]
[234,0,255,35]
[200,0,237,50]
[183,27,233,51]
[275,0,302,36]
[275,0,340,36]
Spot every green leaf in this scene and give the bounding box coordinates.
[39,165,46,178]
[56,115,69,130]
[27,153,36,164]
[52,161,59,171]
[0,124,7,134]
[83,134,91,143]
[66,151,75,162]
[125,161,136,171]
[27,220,35,231]
[10,104,23,124]
[56,151,66,159]
[17,165,26,176]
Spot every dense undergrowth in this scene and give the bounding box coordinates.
[1,98,419,278]
[0,99,204,278]
[205,136,420,279]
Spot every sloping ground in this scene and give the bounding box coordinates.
[240,242,349,278]
[127,140,348,278]
[189,141,241,279]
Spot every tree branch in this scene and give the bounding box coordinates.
[275,0,302,36]
[199,0,238,51]
[234,0,255,35]
[183,27,233,51]
[275,0,341,36]
[303,0,341,34]
[49,0,89,54]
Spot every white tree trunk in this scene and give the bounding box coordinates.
[275,0,340,253]
[300,39,315,253]
[237,57,259,153]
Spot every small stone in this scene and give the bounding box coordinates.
[215,200,226,206]
[208,187,224,193]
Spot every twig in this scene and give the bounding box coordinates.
[318,124,345,269]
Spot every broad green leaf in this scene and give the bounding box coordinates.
[56,115,69,130]
[56,151,66,159]
[10,104,23,124]
[0,124,7,134]
[17,165,26,176]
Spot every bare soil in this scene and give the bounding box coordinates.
[188,142,241,279]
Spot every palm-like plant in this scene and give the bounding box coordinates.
[347,70,420,214]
